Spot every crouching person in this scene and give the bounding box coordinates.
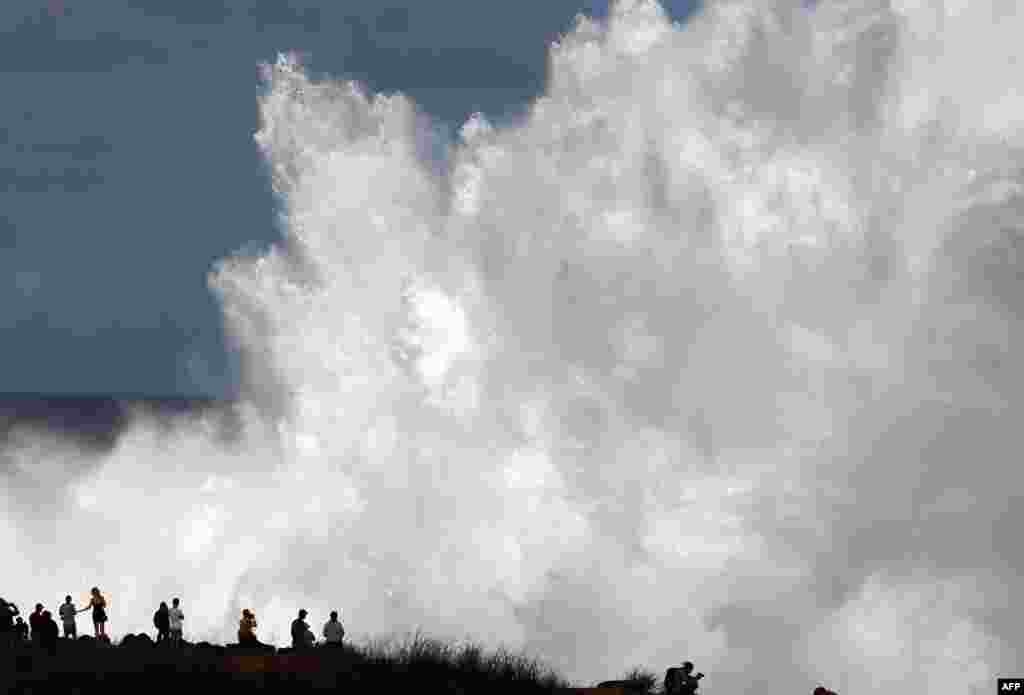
[665,661,704,695]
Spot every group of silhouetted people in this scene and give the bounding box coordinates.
[1,588,110,651]
[660,660,838,695]
[230,606,345,653]
[153,598,185,647]
[0,587,141,650]
[287,608,346,649]
[3,589,351,654]
[5,595,846,693]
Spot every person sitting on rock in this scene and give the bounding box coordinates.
[238,609,259,646]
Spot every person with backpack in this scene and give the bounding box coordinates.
[59,596,78,640]
[154,602,170,645]
[168,598,184,647]
[290,609,314,649]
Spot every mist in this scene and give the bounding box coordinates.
[4,1,1023,692]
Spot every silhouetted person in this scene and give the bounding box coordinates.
[168,597,184,647]
[291,609,314,649]
[154,602,170,645]
[29,603,44,647]
[665,661,703,695]
[40,610,59,654]
[59,596,78,640]
[14,617,29,644]
[0,598,18,648]
[236,609,273,652]
[813,687,838,695]
[238,609,259,646]
[85,587,108,640]
[322,610,345,647]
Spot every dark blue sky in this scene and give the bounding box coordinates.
[1,0,699,398]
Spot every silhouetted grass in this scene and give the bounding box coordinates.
[357,629,571,691]
[0,629,578,695]
[620,665,659,693]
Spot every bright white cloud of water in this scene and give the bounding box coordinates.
[4,1,1024,693]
